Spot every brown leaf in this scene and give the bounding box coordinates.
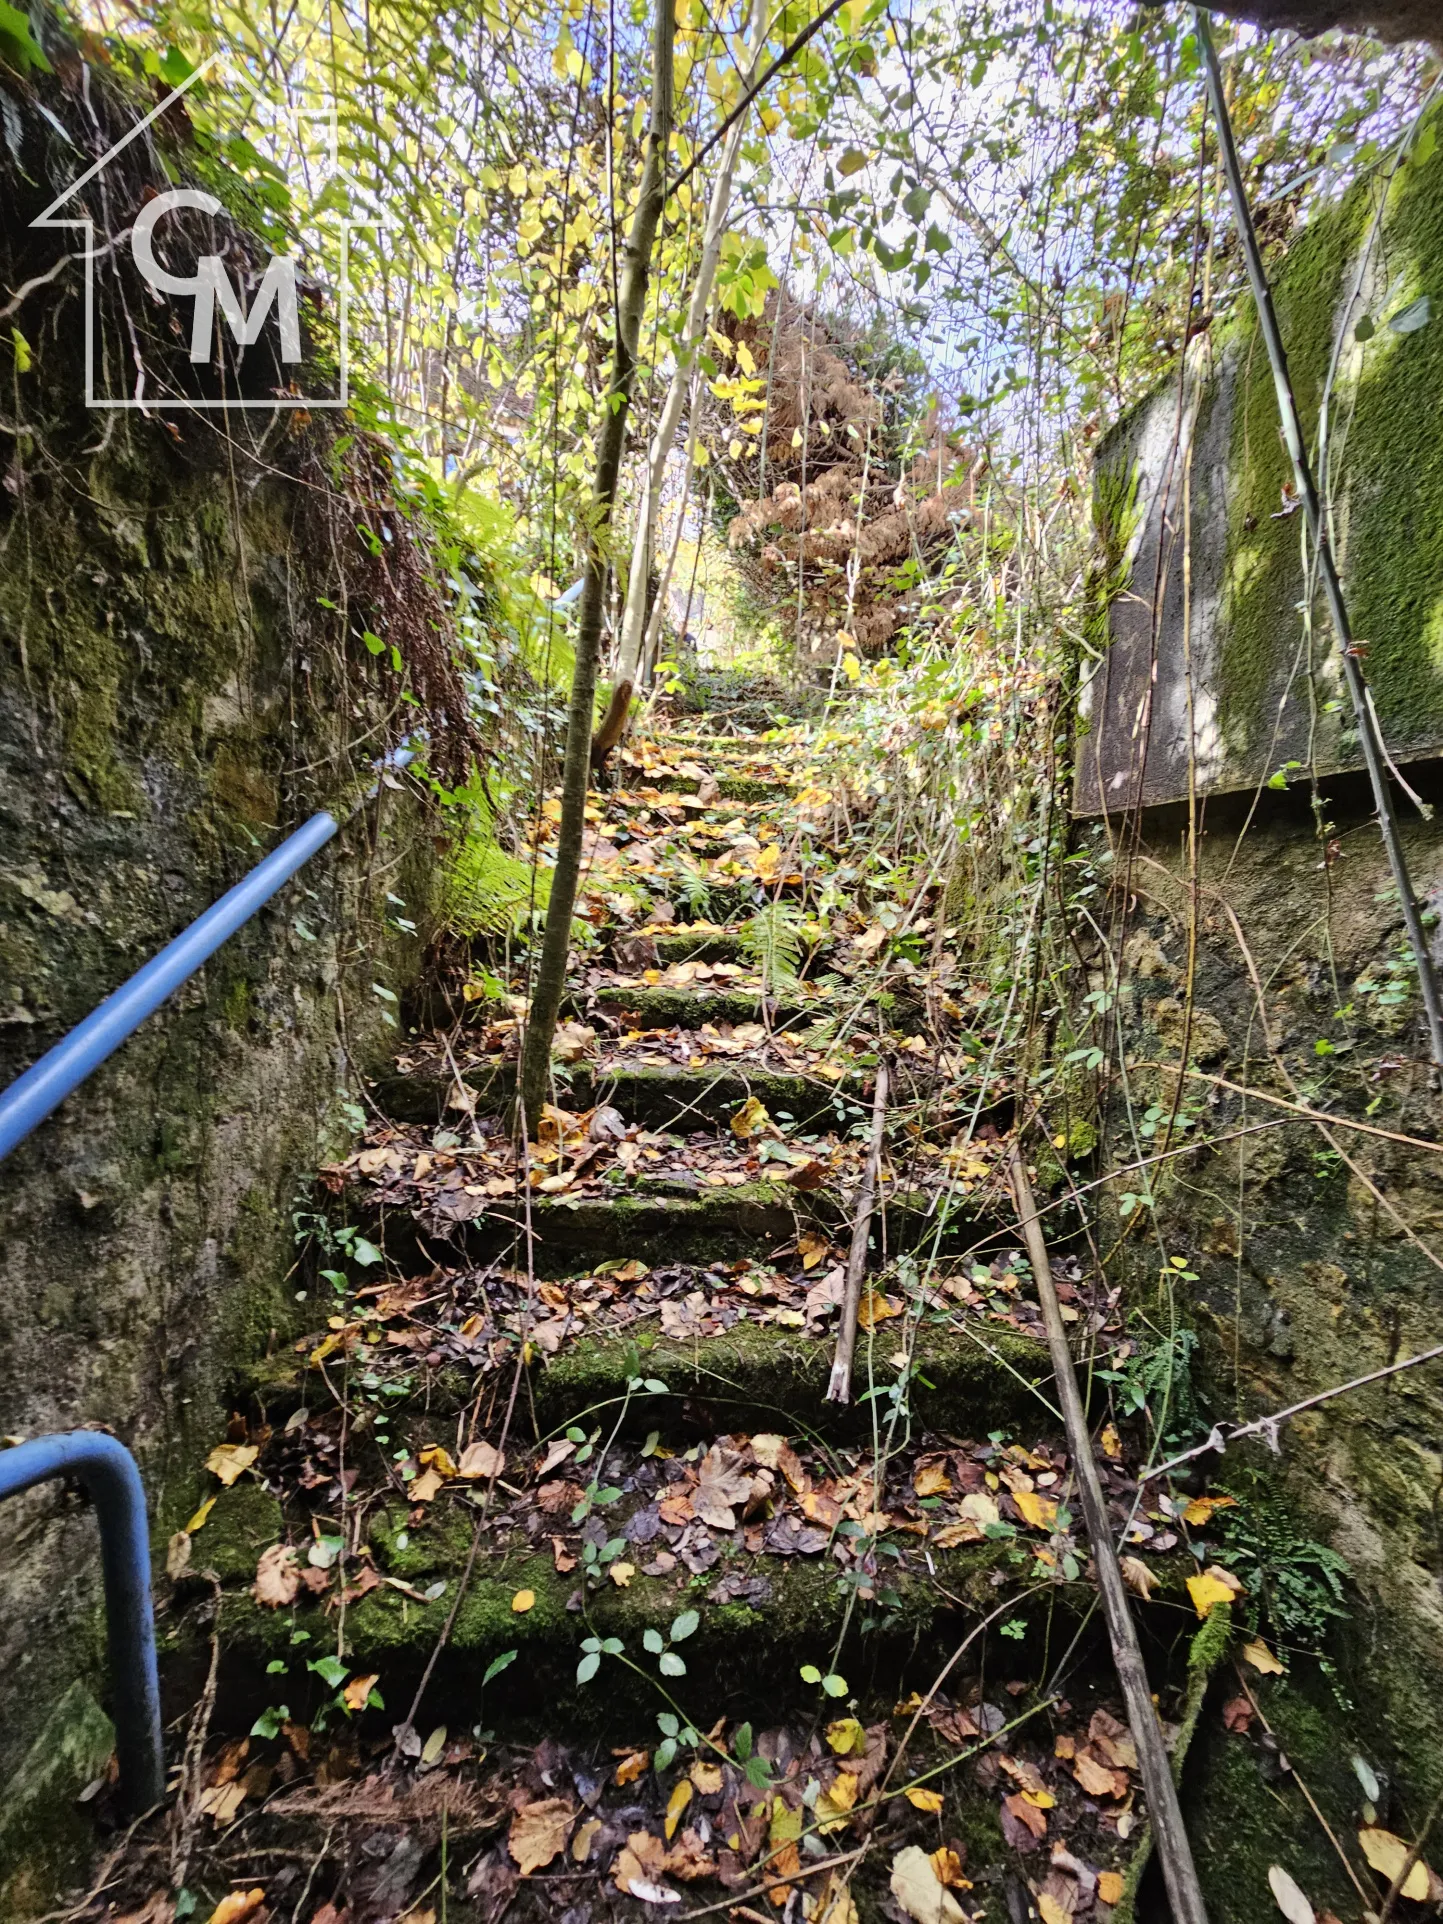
[457,1441,505,1480]
[694,1445,754,1530]
[1120,1556,1155,1601]
[1003,1791,1048,1839]
[206,1443,258,1486]
[1222,1696,1254,1734]
[507,1797,574,1876]
[1071,1748,1127,1800]
[1088,1709,1138,1772]
[253,1545,301,1609]
[665,1830,717,1881]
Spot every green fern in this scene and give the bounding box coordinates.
[741,903,803,996]
[442,806,550,937]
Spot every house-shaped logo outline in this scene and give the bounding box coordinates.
[31,50,395,410]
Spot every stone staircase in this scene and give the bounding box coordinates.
[138,711,1221,1924]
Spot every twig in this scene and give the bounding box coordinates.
[826,1060,889,1403]
[669,0,851,197]
[1142,1342,1443,1483]
[1197,8,1443,1073]
[1231,1669,1373,1907]
[1130,1063,1443,1158]
[1377,1787,1443,1924]
[1007,1141,1211,1924]
[171,1573,223,1888]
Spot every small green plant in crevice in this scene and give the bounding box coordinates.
[1096,1318,1200,1446]
[1213,1478,1351,1656]
[740,900,804,995]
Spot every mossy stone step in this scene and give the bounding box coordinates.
[240,1316,1054,1447]
[373,1058,869,1132]
[177,1510,1113,1736]
[589,985,814,1030]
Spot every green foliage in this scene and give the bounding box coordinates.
[1215,1479,1351,1652]
[740,902,803,995]
[442,799,550,938]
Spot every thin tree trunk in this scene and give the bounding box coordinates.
[517,0,675,1131]
[593,0,767,762]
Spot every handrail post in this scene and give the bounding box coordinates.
[0,1433,164,1815]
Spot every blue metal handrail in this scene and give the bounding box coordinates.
[0,746,416,1822]
[0,1433,164,1814]
[0,748,413,1162]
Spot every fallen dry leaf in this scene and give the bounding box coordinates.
[1268,1864,1316,1924]
[1097,1870,1125,1905]
[1358,1828,1430,1900]
[1037,1897,1071,1924]
[457,1441,505,1479]
[1071,1749,1127,1799]
[730,1096,772,1139]
[905,1786,945,1813]
[571,1817,602,1863]
[253,1545,300,1609]
[694,1444,754,1530]
[608,1560,635,1587]
[890,1844,968,1924]
[206,1444,258,1487]
[665,1779,692,1840]
[511,1588,536,1613]
[1222,1696,1254,1734]
[508,1797,574,1875]
[1186,1571,1238,1618]
[615,1749,650,1786]
[341,1673,379,1713]
[1120,1556,1155,1600]
[198,1781,247,1827]
[410,1468,445,1503]
[1242,1639,1285,1675]
[689,1761,724,1795]
[1012,1488,1059,1532]
[929,1848,968,1890]
[1003,1791,1049,1839]
[206,1892,266,1924]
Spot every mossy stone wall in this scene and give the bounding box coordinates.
[0,57,439,1876]
[1078,109,1443,811]
[1080,775,1443,1916]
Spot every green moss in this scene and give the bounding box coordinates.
[1217,193,1369,750]
[0,1683,115,1921]
[1344,128,1443,746]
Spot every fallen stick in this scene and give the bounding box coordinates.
[826,1060,889,1403]
[1006,1141,1211,1924]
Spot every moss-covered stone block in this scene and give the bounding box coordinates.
[0,1682,114,1921]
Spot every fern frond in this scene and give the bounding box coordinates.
[741,903,803,995]
[442,805,551,937]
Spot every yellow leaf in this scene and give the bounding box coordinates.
[690,1760,724,1794]
[512,1588,536,1613]
[730,1095,772,1139]
[205,1444,258,1486]
[185,1495,217,1533]
[614,1749,650,1785]
[1186,1573,1237,1619]
[342,1672,379,1711]
[905,1786,944,1813]
[815,1770,859,1833]
[665,1779,693,1841]
[1097,1871,1125,1905]
[930,1848,969,1890]
[1182,1494,1236,1526]
[608,1560,635,1587]
[857,1288,898,1329]
[419,1445,458,1478]
[1100,1424,1122,1460]
[1359,1828,1430,1900]
[826,1717,866,1756]
[410,1467,444,1503]
[736,339,756,375]
[1242,1639,1285,1675]
[1013,1488,1059,1532]
[1038,1897,1071,1924]
[913,1463,952,1498]
[572,1816,602,1863]
[206,1890,266,1924]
